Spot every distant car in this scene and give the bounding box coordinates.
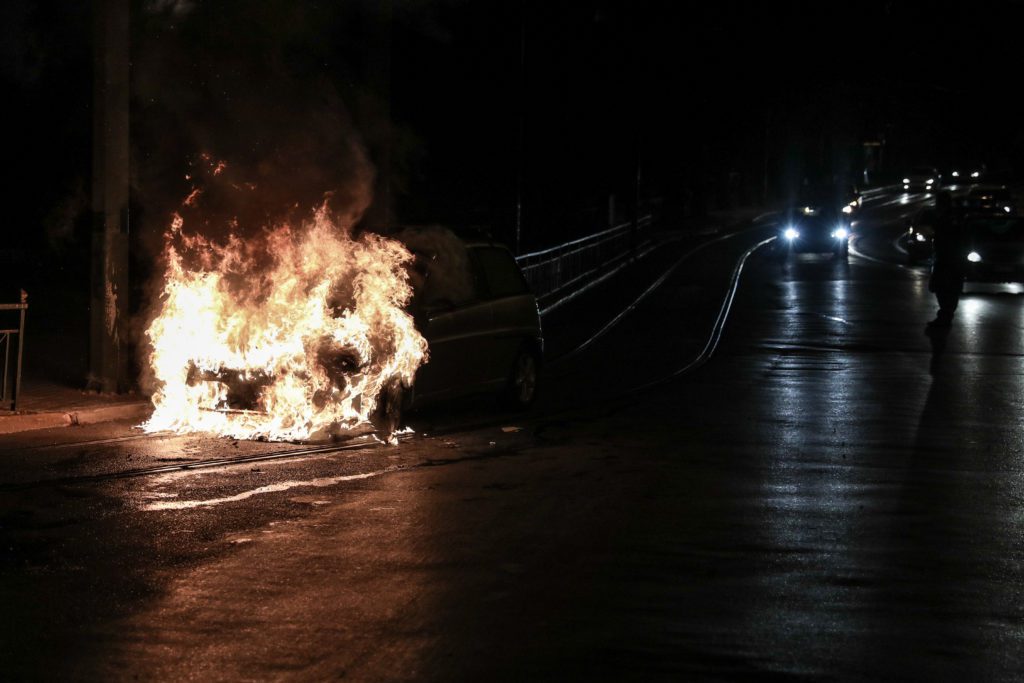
[902,166,942,192]
[777,211,851,261]
[392,228,544,417]
[964,186,1014,215]
[963,214,1024,282]
[948,162,986,183]
[903,207,937,263]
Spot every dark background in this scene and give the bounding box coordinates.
[2,0,1022,382]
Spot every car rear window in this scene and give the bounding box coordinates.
[471,247,530,299]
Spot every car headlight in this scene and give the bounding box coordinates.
[832,227,848,239]
[842,204,853,214]
[926,178,934,185]
[915,233,927,242]
[1004,206,1012,213]
[902,178,910,184]
[971,171,980,178]
[952,170,960,177]
[967,251,982,263]
[784,227,799,240]
[801,206,817,215]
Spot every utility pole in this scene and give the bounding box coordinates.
[90,0,131,393]
[515,3,526,254]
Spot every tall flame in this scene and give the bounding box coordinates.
[142,205,427,441]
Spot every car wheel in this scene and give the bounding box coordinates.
[504,347,540,409]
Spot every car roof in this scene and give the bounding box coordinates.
[393,224,513,251]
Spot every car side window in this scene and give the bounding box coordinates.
[421,252,481,309]
[471,247,530,300]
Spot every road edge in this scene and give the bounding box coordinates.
[0,401,151,436]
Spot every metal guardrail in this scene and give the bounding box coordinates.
[1,290,27,411]
[512,188,901,310]
[516,215,652,301]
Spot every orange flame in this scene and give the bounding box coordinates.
[142,205,427,442]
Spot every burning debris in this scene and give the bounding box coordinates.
[142,205,428,442]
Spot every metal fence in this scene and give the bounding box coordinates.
[1,291,27,411]
[516,215,652,303]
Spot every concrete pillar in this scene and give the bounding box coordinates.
[89,0,130,393]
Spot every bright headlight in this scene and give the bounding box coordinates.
[915,233,927,242]
[926,178,934,184]
[967,251,982,263]
[952,170,960,177]
[971,171,980,178]
[784,227,799,240]
[1005,206,1012,213]
[842,204,853,214]
[903,178,910,184]
[832,227,849,239]
[801,206,817,215]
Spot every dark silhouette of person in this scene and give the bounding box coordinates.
[927,191,967,329]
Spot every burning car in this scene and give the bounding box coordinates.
[143,216,541,443]
[143,208,430,443]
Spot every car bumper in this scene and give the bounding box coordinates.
[784,237,847,254]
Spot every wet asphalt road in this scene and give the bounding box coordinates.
[4,186,1024,681]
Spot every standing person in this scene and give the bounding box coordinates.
[927,191,967,329]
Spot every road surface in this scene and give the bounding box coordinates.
[3,185,1023,681]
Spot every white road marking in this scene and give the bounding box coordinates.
[143,467,397,511]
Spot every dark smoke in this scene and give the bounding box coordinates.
[132,0,396,393]
[133,0,379,249]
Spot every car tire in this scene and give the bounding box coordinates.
[503,347,540,410]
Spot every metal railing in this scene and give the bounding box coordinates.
[1,290,27,411]
[516,215,652,302]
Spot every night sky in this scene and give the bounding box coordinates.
[3,0,1023,263]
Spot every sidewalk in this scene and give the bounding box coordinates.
[0,378,150,436]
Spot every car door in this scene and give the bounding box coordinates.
[468,246,538,388]
[412,251,494,401]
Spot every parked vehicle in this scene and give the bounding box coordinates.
[390,227,544,415]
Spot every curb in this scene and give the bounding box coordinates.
[0,401,151,436]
